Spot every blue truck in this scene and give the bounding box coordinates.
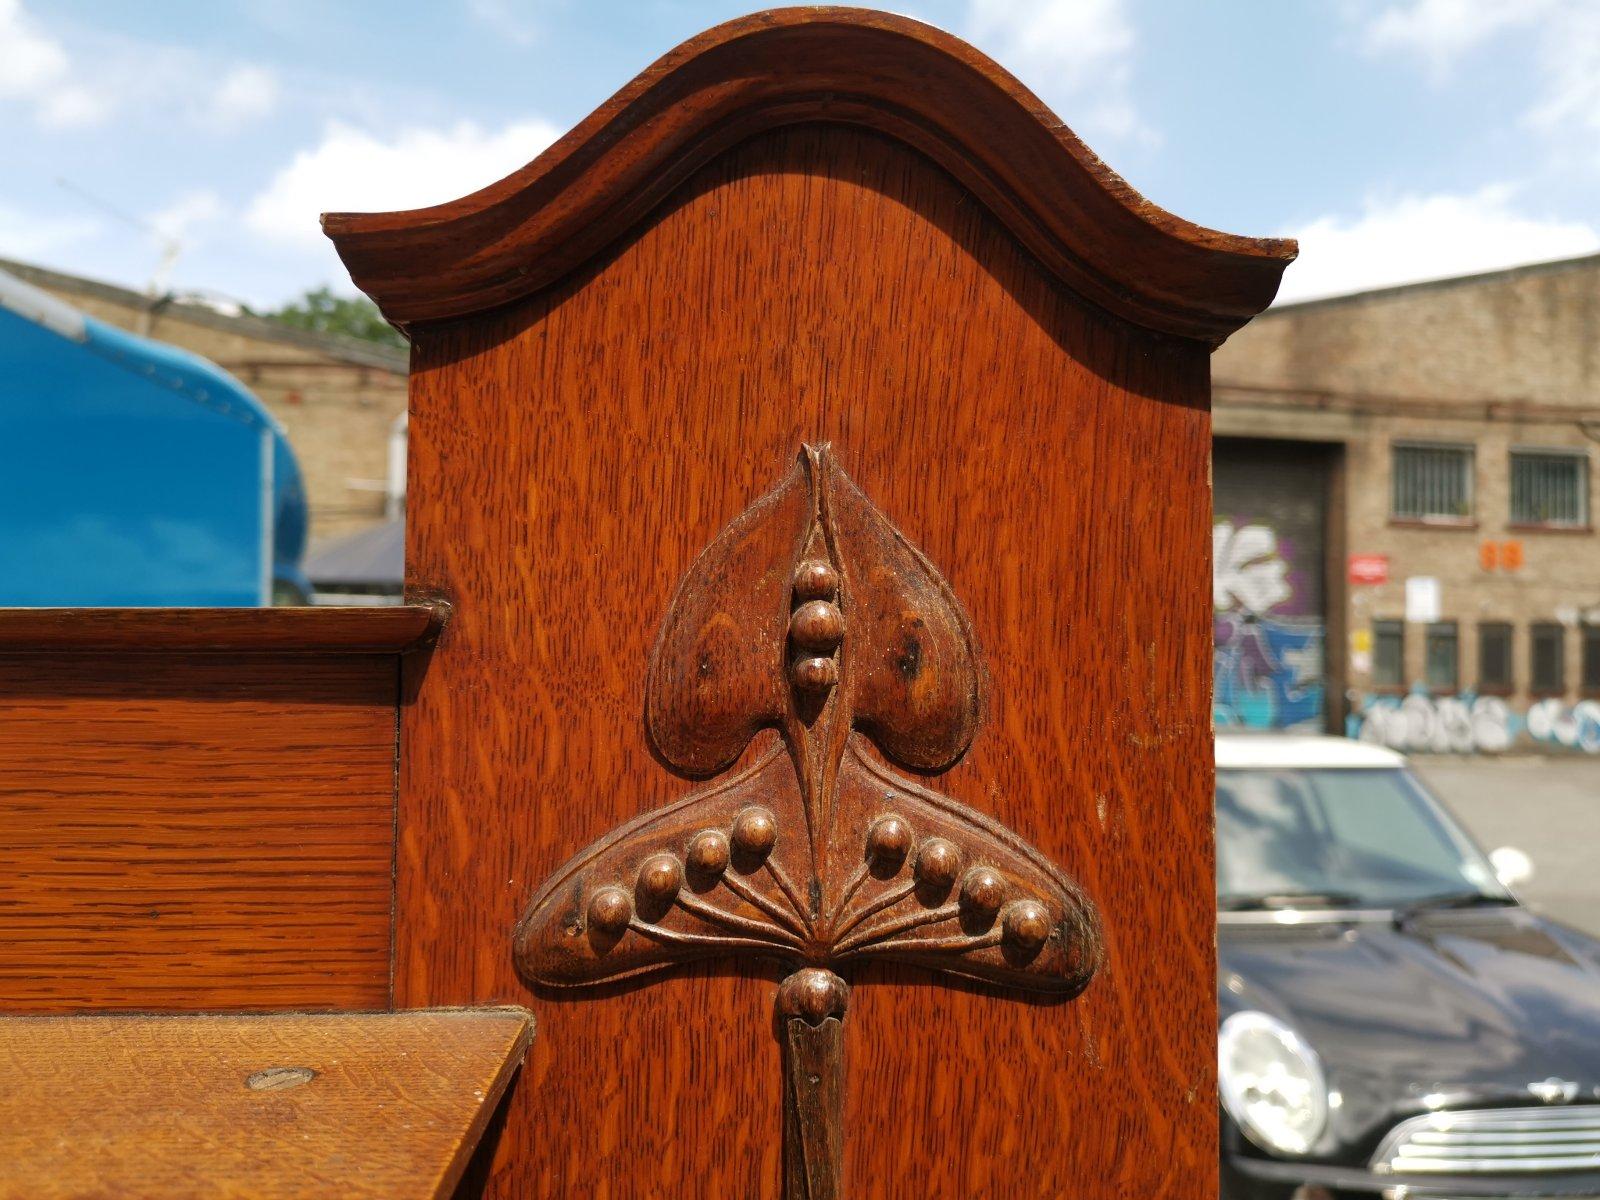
[0,268,309,606]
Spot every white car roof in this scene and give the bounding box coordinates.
[1215,734,1406,770]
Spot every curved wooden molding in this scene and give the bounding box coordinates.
[323,7,1296,344]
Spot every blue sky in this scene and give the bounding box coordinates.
[4,0,1598,310]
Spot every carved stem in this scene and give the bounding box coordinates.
[830,878,916,942]
[777,969,848,1200]
[834,902,960,954]
[720,871,810,939]
[764,858,815,930]
[675,893,806,950]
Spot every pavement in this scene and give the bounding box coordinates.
[1413,756,1600,936]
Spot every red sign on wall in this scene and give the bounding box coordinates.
[1348,554,1389,585]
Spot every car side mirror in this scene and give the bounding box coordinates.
[1489,845,1533,889]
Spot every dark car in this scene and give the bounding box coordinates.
[1217,734,1600,1199]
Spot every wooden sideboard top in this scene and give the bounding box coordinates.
[0,604,446,653]
[0,1008,533,1200]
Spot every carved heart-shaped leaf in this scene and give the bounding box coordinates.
[645,455,816,777]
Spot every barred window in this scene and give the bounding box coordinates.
[1531,622,1566,694]
[1425,622,1458,692]
[1511,449,1588,527]
[1373,619,1405,688]
[1584,625,1600,693]
[1392,443,1473,521]
[1478,622,1513,693]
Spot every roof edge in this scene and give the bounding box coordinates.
[1265,250,1600,318]
[323,7,1295,346]
[0,256,408,373]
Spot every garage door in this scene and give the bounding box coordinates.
[1213,438,1330,732]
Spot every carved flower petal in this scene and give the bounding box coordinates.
[822,455,983,772]
[645,454,815,777]
[513,746,811,987]
[827,742,1101,995]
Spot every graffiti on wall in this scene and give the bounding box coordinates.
[1213,521,1325,731]
[1353,690,1600,754]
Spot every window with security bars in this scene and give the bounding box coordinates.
[1584,625,1600,694]
[1425,622,1458,692]
[1511,449,1588,527]
[1478,622,1513,693]
[1392,443,1473,521]
[1373,619,1404,688]
[1531,622,1566,694]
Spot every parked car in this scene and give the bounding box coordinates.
[1217,734,1600,1199]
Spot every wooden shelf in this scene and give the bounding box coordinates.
[0,604,446,653]
[0,1008,532,1200]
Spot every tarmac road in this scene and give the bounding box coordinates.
[1414,755,1600,936]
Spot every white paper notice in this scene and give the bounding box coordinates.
[1405,576,1441,624]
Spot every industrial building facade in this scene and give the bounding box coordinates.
[1211,253,1600,752]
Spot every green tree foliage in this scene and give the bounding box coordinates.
[263,286,406,350]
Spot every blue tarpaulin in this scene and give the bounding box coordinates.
[0,269,308,606]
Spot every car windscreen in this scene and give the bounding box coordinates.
[1216,767,1508,910]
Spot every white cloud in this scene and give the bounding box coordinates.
[0,0,107,127]
[963,0,1155,146]
[151,190,224,242]
[245,118,561,245]
[0,0,65,96]
[1362,0,1600,161]
[0,202,103,261]
[468,0,540,46]
[208,65,279,129]
[1364,0,1547,72]
[1276,185,1600,304]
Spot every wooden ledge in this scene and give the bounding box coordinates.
[0,1008,533,1200]
[0,604,447,654]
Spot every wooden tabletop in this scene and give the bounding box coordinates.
[0,1008,533,1200]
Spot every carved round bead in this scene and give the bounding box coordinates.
[865,815,912,866]
[685,829,730,877]
[959,867,1006,919]
[913,838,961,890]
[791,656,839,691]
[1002,900,1052,956]
[776,968,849,1025]
[637,853,683,906]
[789,600,844,652]
[587,886,632,937]
[792,560,839,601]
[730,806,778,859]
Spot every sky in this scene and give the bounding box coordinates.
[4,0,1600,311]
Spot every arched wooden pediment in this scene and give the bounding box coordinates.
[323,7,1294,344]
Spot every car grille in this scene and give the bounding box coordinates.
[1373,1105,1600,1175]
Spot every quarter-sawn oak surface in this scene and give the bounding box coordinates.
[397,124,1223,1198]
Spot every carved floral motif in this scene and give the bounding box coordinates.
[513,444,1102,1198]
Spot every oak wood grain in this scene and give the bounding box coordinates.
[0,1008,532,1200]
[395,122,1228,1198]
[0,604,444,653]
[324,8,1294,343]
[0,654,397,1013]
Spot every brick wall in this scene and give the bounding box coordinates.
[1212,256,1600,748]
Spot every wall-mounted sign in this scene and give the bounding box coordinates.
[1405,576,1441,623]
[1348,554,1389,585]
[1480,540,1524,572]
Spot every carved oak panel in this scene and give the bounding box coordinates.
[515,445,1102,1196]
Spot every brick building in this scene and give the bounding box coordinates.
[1,257,407,546]
[1211,252,1600,752]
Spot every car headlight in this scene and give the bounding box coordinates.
[1219,1011,1328,1156]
